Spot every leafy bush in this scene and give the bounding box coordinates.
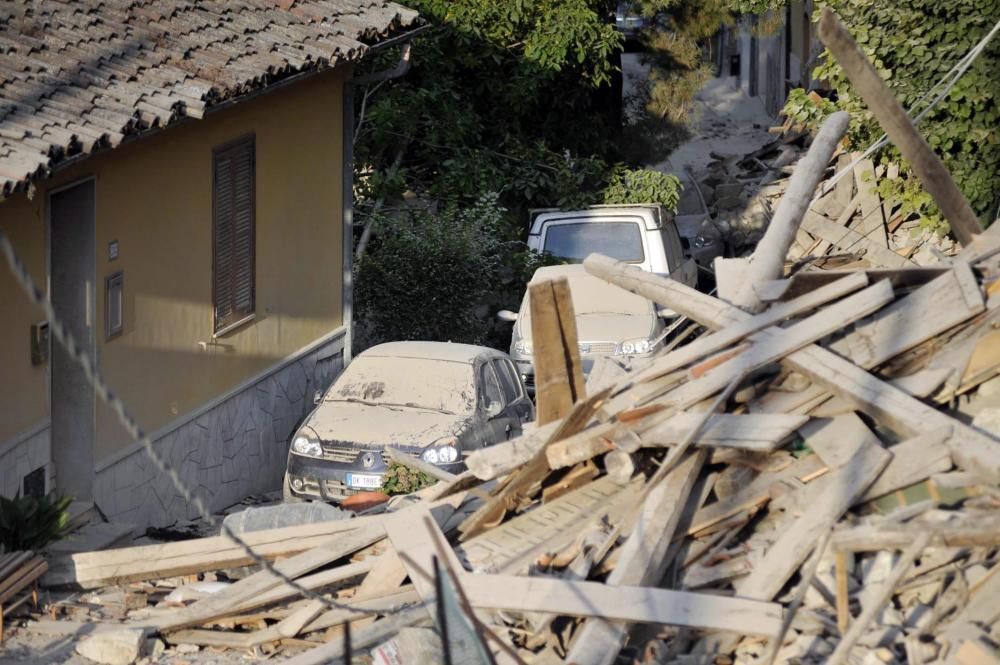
[782,88,838,131]
[602,166,683,210]
[381,462,436,496]
[356,193,526,351]
[802,0,1000,230]
[0,493,72,553]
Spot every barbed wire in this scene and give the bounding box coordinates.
[0,226,419,617]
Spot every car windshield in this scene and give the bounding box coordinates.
[519,270,653,328]
[542,221,645,263]
[326,357,476,415]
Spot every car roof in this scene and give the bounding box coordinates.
[359,341,502,364]
[529,263,593,281]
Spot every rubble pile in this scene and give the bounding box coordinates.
[694,119,961,268]
[5,218,997,664]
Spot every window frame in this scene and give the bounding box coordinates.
[477,361,505,413]
[492,358,520,404]
[105,270,123,340]
[212,134,257,336]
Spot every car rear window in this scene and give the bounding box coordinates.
[542,221,644,263]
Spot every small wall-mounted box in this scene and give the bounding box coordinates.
[30,321,49,365]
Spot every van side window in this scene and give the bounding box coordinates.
[479,363,504,411]
[492,359,519,403]
[661,224,685,274]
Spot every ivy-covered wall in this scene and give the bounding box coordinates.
[809,0,1000,230]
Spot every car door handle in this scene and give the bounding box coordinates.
[505,423,512,439]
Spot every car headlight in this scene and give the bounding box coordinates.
[691,234,713,248]
[617,338,653,355]
[291,435,322,458]
[422,445,459,465]
[514,339,533,355]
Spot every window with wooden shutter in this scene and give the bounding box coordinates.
[212,136,255,333]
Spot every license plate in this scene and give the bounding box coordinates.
[346,473,383,489]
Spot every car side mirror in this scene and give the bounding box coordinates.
[485,401,503,418]
[497,310,518,323]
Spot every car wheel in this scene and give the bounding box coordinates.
[282,472,304,503]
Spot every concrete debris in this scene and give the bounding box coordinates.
[74,628,145,665]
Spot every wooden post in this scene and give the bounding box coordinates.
[732,111,850,312]
[817,8,982,246]
[530,277,585,425]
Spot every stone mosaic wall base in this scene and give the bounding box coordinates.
[92,333,345,529]
[0,425,51,498]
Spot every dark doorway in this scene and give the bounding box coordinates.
[49,179,96,501]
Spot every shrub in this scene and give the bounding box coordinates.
[0,493,72,553]
[381,462,436,496]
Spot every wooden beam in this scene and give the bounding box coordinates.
[732,111,850,311]
[831,513,1000,552]
[458,574,782,637]
[44,521,367,589]
[530,277,585,424]
[544,412,807,470]
[817,9,982,246]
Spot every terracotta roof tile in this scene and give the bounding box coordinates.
[0,0,420,195]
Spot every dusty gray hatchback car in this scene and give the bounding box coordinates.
[283,341,533,502]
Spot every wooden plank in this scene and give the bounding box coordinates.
[831,513,1000,552]
[861,428,952,500]
[44,518,366,588]
[798,413,879,469]
[531,277,585,425]
[801,209,910,268]
[685,454,828,537]
[817,8,982,245]
[734,438,890,601]
[458,574,782,637]
[852,158,888,247]
[828,262,984,369]
[544,412,807,470]
[385,504,465,603]
[565,449,707,665]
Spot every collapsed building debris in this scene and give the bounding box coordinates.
[2,10,999,665]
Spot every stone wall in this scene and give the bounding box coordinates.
[92,332,346,528]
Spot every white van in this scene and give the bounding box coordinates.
[526,204,721,286]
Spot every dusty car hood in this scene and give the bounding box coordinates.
[571,314,656,344]
[303,402,471,448]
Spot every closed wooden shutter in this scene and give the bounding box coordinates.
[213,137,255,332]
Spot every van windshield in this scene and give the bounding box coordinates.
[542,221,644,263]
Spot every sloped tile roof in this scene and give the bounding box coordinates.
[0,1,420,196]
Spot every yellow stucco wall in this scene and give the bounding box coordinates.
[0,194,49,442]
[0,67,347,460]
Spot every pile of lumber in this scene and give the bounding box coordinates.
[0,550,45,642]
[16,227,1000,664]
